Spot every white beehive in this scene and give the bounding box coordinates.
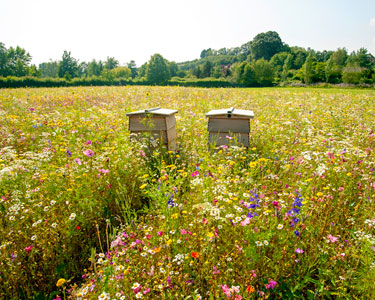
[126,107,178,150]
[206,107,254,147]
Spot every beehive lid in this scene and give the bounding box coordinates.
[206,107,254,118]
[126,107,178,116]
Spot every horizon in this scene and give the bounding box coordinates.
[1,0,375,67]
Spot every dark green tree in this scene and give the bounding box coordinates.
[104,57,119,70]
[168,61,179,77]
[127,60,137,78]
[58,51,79,78]
[250,31,284,60]
[0,43,9,76]
[146,54,171,85]
[201,61,213,78]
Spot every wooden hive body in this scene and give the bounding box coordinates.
[126,108,178,151]
[206,108,254,147]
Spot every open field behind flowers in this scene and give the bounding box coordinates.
[0,86,375,299]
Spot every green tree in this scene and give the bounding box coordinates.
[201,61,213,78]
[6,46,32,76]
[281,54,293,82]
[39,61,59,77]
[342,66,362,84]
[87,59,104,77]
[168,61,179,77]
[146,54,171,85]
[0,43,9,76]
[58,51,78,78]
[110,66,132,79]
[331,48,348,67]
[127,60,137,78]
[303,53,313,84]
[250,31,284,60]
[325,57,334,83]
[104,57,119,70]
[252,59,274,86]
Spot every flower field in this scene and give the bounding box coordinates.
[1,86,375,299]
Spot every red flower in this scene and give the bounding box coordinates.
[191,251,199,259]
[76,226,81,230]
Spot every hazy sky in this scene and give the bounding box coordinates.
[1,0,375,67]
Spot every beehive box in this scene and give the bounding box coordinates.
[126,107,178,150]
[206,107,254,147]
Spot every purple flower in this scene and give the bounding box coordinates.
[294,230,300,236]
[265,280,277,289]
[295,248,304,254]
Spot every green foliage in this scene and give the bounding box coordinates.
[110,66,132,79]
[342,65,363,84]
[252,59,274,86]
[39,61,59,78]
[146,54,171,85]
[0,43,33,77]
[250,31,284,60]
[104,57,119,70]
[303,53,313,84]
[58,51,79,78]
[332,48,348,67]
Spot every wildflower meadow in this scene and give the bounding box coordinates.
[0,86,375,299]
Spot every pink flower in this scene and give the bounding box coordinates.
[139,150,146,157]
[180,229,187,235]
[157,231,163,236]
[327,234,339,243]
[265,280,277,289]
[213,266,220,275]
[221,285,231,298]
[240,217,251,226]
[234,295,243,300]
[74,158,82,165]
[295,248,304,254]
[25,245,33,253]
[86,140,92,145]
[272,201,280,208]
[99,169,110,174]
[191,171,199,177]
[83,149,94,157]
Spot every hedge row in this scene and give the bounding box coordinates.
[0,76,236,89]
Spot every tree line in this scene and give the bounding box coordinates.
[1,31,375,88]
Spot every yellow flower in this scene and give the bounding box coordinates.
[139,184,148,190]
[56,278,66,287]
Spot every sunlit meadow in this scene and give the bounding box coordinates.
[0,86,375,299]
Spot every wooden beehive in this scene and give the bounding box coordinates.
[206,107,254,147]
[126,107,178,150]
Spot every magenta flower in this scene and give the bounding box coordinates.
[265,280,277,289]
[157,231,163,236]
[74,158,82,165]
[180,229,187,235]
[25,245,33,253]
[86,140,92,145]
[98,169,110,174]
[191,171,199,177]
[295,248,304,254]
[83,149,94,157]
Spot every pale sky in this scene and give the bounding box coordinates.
[1,0,375,67]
